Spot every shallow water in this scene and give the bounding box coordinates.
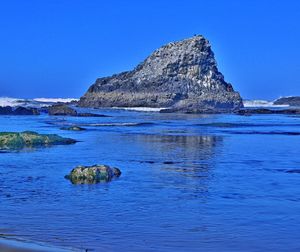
[1,110,300,251]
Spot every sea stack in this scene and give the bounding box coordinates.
[79,35,243,113]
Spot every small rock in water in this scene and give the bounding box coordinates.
[61,126,86,131]
[163,161,175,164]
[286,169,300,174]
[77,113,110,117]
[143,160,155,164]
[65,165,122,184]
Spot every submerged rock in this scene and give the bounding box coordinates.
[65,165,121,184]
[286,169,300,174]
[77,112,110,117]
[0,131,76,150]
[0,106,40,115]
[79,35,243,113]
[61,126,86,131]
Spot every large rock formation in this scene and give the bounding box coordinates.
[79,35,243,113]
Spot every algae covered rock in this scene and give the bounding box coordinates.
[0,131,76,150]
[65,165,121,184]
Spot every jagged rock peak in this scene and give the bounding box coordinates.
[79,35,243,113]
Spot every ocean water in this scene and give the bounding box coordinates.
[1,109,300,252]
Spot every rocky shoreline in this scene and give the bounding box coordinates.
[2,103,300,116]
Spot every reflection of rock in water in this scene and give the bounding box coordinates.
[135,134,221,163]
[132,134,222,196]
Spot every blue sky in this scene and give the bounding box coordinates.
[0,0,299,100]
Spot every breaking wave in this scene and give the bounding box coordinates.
[243,99,289,108]
[33,98,78,103]
[0,97,78,108]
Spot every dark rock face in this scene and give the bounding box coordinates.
[65,165,121,184]
[0,106,40,115]
[274,96,300,106]
[78,35,243,113]
[0,131,76,150]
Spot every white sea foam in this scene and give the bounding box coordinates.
[243,100,289,108]
[0,97,26,107]
[33,98,79,103]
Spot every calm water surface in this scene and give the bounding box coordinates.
[0,110,300,251]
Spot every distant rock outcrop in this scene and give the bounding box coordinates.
[48,104,109,117]
[236,108,300,115]
[48,104,77,116]
[0,106,40,115]
[79,35,243,113]
[274,96,300,106]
